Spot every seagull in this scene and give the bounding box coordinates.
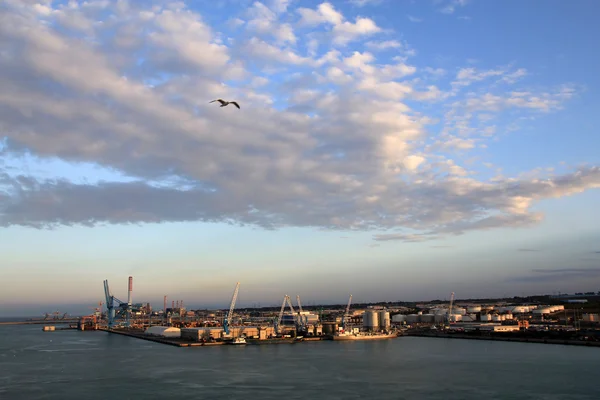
[209,99,240,109]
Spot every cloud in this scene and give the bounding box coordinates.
[297,2,382,45]
[506,268,600,283]
[438,0,470,14]
[349,0,384,6]
[407,15,423,23]
[372,233,438,242]
[0,1,598,240]
[518,248,539,252]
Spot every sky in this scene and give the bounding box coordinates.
[1,0,599,317]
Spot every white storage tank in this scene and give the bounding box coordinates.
[449,314,462,323]
[145,326,181,338]
[467,306,482,313]
[511,306,529,314]
[452,307,466,316]
[480,314,492,322]
[379,311,391,329]
[363,310,380,330]
[492,314,502,322]
[504,313,513,320]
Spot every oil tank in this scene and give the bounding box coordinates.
[434,314,446,323]
[406,314,420,324]
[392,314,406,323]
[421,314,435,323]
[378,311,390,329]
[363,310,379,330]
[467,306,481,313]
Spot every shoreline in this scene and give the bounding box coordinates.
[407,331,600,348]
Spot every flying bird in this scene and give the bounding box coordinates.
[209,99,240,109]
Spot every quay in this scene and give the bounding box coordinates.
[406,331,600,348]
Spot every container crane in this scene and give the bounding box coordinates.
[223,282,240,336]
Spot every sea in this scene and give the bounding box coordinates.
[1,323,599,399]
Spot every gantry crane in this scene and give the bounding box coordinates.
[223,282,240,336]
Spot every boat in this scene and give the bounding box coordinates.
[331,331,399,341]
[227,337,247,345]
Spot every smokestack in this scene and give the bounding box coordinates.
[172,300,174,308]
[127,276,133,306]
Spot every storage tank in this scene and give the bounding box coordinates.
[480,314,491,322]
[492,314,502,322]
[363,310,379,330]
[378,311,390,329]
[421,314,435,323]
[406,314,420,324]
[467,306,482,313]
[453,307,466,316]
[434,314,446,323]
[145,326,181,338]
[392,314,406,323]
[449,314,462,323]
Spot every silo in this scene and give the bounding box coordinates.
[363,310,379,330]
[378,311,390,329]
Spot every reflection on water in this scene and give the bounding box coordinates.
[0,324,599,399]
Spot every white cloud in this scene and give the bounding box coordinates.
[438,0,470,14]
[245,1,297,45]
[349,0,384,6]
[0,0,596,243]
[297,2,381,45]
[407,15,423,23]
[365,40,402,51]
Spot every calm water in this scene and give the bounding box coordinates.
[1,325,599,399]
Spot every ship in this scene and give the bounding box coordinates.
[331,331,399,341]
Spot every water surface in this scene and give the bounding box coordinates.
[1,325,598,399]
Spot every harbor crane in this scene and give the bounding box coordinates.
[274,295,287,334]
[223,282,240,336]
[341,294,352,331]
[103,279,129,328]
[447,292,455,325]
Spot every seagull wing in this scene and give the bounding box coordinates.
[210,99,226,105]
[230,101,240,109]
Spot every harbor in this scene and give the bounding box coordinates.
[6,276,599,350]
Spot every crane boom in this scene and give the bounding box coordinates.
[345,294,352,316]
[296,295,304,313]
[223,282,240,335]
[275,295,287,334]
[448,292,455,324]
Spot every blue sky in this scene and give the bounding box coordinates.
[0,0,599,317]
